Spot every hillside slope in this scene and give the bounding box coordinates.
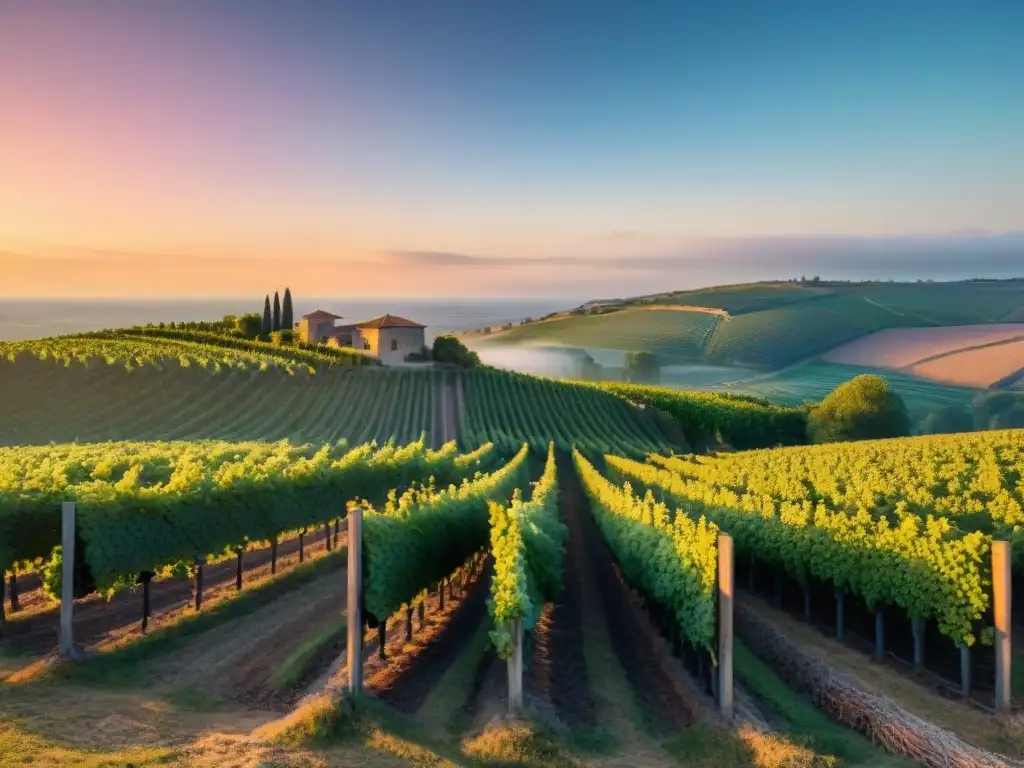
[0,340,679,456]
[467,280,1024,371]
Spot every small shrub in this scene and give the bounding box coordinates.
[270,329,295,346]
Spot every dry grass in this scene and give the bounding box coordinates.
[462,720,583,767]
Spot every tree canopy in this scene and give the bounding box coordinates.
[624,351,660,384]
[433,335,480,368]
[261,296,272,337]
[807,374,911,443]
[282,288,294,330]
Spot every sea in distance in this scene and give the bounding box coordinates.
[0,298,577,343]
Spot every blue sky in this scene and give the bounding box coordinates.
[1,0,1022,296]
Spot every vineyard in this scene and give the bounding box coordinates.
[637,429,1024,572]
[5,327,1024,767]
[584,380,808,449]
[0,342,681,455]
[0,437,498,592]
[460,368,678,456]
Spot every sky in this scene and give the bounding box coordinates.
[1,0,1023,298]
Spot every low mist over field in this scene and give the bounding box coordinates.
[471,343,591,378]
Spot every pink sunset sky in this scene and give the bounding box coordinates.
[2,3,1021,298]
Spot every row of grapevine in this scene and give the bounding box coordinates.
[649,430,1024,569]
[584,381,807,449]
[0,335,336,375]
[460,369,676,457]
[487,442,566,659]
[0,359,441,447]
[605,453,993,646]
[573,449,719,653]
[360,443,531,626]
[106,327,377,367]
[0,437,496,594]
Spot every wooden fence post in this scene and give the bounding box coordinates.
[508,619,524,711]
[718,534,734,722]
[59,501,75,659]
[347,508,363,693]
[993,540,1011,713]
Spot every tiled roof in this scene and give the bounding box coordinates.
[301,309,343,320]
[357,314,425,330]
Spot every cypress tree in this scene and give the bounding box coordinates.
[272,291,281,331]
[282,288,294,331]
[262,295,272,336]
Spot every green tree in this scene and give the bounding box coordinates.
[432,335,481,368]
[261,295,272,337]
[921,405,975,435]
[272,291,282,331]
[807,375,911,443]
[235,313,263,339]
[624,351,660,383]
[282,287,294,330]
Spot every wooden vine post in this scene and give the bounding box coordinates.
[507,618,524,711]
[194,558,205,611]
[346,507,363,693]
[718,533,734,722]
[993,539,1011,713]
[59,501,75,659]
[8,571,19,613]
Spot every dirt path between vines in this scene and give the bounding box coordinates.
[521,460,597,728]
[559,453,696,736]
[370,561,491,714]
[146,565,348,711]
[2,524,345,657]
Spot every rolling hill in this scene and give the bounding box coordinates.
[467,279,1024,371]
[0,337,681,457]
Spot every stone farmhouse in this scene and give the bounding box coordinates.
[298,310,427,365]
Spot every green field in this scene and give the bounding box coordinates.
[632,282,829,314]
[471,280,1024,371]
[483,307,721,357]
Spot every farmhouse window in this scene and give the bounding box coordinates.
[391,339,398,351]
